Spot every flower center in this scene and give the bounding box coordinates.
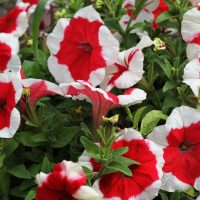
[0,98,6,111]
[78,42,93,52]
[179,141,194,152]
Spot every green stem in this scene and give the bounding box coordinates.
[125,106,134,127]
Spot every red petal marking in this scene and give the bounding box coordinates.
[0,42,12,72]
[56,17,106,82]
[163,121,200,185]
[127,49,139,64]
[36,162,87,200]
[90,158,101,172]
[108,49,139,87]
[20,68,25,79]
[124,3,134,17]
[198,4,200,11]
[22,0,39,6]
[152,0,169,29]
[0,7,23,34]
[26,81,57,105]
[123,88,135,95]
[108,63,128,86]
[124,3,138,20]
[99,139,159,199]
[0,82,16,130]
[190,34,200,45]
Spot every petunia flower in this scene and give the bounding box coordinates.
[16,0,54,15]
[0,33,21,73]
[152,0,169,29]
[36,160,100,200]
[189,0,200,5]
[0,73,23,138]
[148,106,200,192]
[21,78,63,106]
[183,58,200,96]
[101,35,153,91]
[47,5,119,86]
[120,0,159,34]
[60,80,146,131]
[182,6,200,60]
[0,6,28,37]
[79,128,163,200]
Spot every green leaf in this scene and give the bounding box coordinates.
[80,136,99,154]
[113,155,140,166]
[160,192,169,200]
[170,191,180,200]
[41,156,51,173]
[22,60,36,77]
[163,81,176,93]
[2,139,19,156]
[107,161,132,177]
[15,132,47,147]
[156,11,173,24]
[140,110,168,135]
[82,166,94,180]
[184,188,196,197]
[51,126,80,148]
[32,0,48,63]
[80,122,93,138]
[157,59,173,80]
[162,94,180,113]
[112,147,128,156]
[0,168,10,198]
[0,153,6,168]
[8,165,31,179]
[25,188,36,200]
[133,106,153,130]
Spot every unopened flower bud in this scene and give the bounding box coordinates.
[153,38,166,51]
[103,114,119,124]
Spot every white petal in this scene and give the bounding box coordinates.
[74,5,103,23]
[47,18,70,55]
[73,185,100,200]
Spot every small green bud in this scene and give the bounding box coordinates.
[103,114,119,124]
[23,88,30,96]
[27,39,33,46]
[96,0,104,9]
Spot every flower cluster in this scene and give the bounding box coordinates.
[0,0,61,138]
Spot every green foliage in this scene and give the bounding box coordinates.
[140,110,168,135]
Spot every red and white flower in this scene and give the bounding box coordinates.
[182,6,200,60]
[16,0,54,15]
[0,73,22,138]
[21,78,63,106]
[120,0,159,34]
[36,160,100,200]
[189,0,200,5]
[47,6,119,86]
[0,33,21,73]
[0,6,28,37]
[152,0,169,29]
[101,35,153,91]
[79,128,163,200]
[60,80,146,130]
[148,106,200,192]
[183,58,200,96]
